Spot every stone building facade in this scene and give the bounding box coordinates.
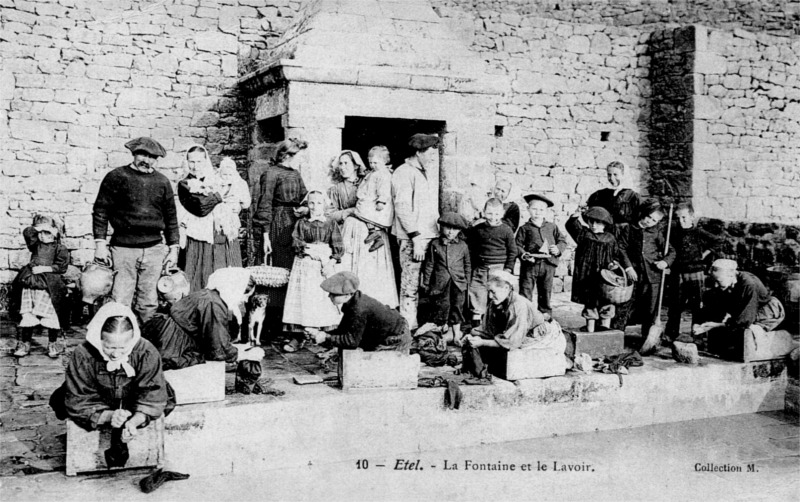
[1,0,798,309]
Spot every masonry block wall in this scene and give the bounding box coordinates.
[437,10,651,217]
[646,26,695,200]
[692,27,800,225]
[0,0,301,287]
[1,0,799,309]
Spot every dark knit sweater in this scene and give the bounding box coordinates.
[466,222,517,270]
[93,165,180,248]
[671,225,722,273]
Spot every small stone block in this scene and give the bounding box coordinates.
[339,349,420,390]
[504,348,567,380]
[743,329,797,362]
[164,361,226,405]
[564,329,624,359]
[66,418,164,476]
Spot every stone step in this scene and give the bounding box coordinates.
[162,354,789,477]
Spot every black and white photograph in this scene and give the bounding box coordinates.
[0,0,798,500]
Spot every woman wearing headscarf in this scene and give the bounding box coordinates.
[461,270,564,379]
[177,145,251,291]
[586,161,642,226]
[327,150,399,308]
[142,267,254,371]
[50,302,174,435]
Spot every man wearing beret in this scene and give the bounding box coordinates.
[309,272,412,352]
[693,259,785,359]
[391,133,441,330]
[92,137,180,325]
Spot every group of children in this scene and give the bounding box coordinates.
[419,183,719,352]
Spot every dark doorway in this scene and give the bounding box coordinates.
[342,117,446,294]
[342,117,446,170]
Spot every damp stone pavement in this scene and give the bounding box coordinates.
[0,411,797,502]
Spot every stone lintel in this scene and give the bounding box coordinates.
[240,60,506,97]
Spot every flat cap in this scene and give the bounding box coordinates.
[583,206,614,226]
[320,271,360,295]
[408,133,439,152]
[711,258,738,271]
[523,193,554,207]
[438,212,469,230]
[125,137,166,157]
[636,198,663,220]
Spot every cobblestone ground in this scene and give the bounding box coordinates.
[0,292,677,478]
[1,412,797,502]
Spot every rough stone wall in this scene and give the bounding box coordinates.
[692,27,800,225]
[2,0,799,307]
[434,0,800,36]
[646,26,695,200]
[0,0,300,290]
[434,7,651,219]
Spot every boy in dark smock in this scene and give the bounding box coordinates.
[420,212,471,344]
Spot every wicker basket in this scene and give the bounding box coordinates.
[247,256,290,288]
[600,265,634,304]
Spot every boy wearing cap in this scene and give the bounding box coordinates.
[615,199,675,343]
[391,133,441,330]
[420,212,471,345]
[516,194,567,317]
[92,137,180,325]
[310,272,412,352]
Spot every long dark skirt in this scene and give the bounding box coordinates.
[181,232,242,292]
[142,314,206,370]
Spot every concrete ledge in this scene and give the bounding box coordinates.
[162,355,788,477]
[339,349,420,390]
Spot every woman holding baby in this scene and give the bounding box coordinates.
[177,144,251,292]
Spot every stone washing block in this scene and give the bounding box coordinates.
[66,417,164,476]
[564,329,625,359]
[503,348,567,381]
[743,329,797,363]
[339,349,420,390]
[164,361,226,405]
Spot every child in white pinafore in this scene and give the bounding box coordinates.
[282,191,344,352]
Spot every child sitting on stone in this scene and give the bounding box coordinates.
[10,214,70,359]
[466,198,517,327]
[665,202,722,343]
[420,212,471,346]
[516,194,567,319]
[566,206,633,333]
